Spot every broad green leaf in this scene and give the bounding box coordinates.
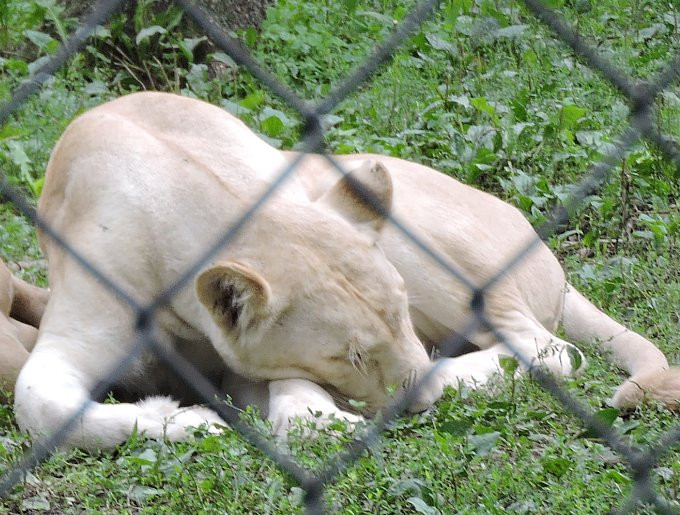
[542,456,570,477]
[499,356,519,377]
[136,25,167,45]
[261,115,285,138]
[4,58,29,75]
[559,104,587,130]
[240,91,265,110]
[471,97,496,118]
[177,37,206,61]
[494,24,528,38]
[606,469,629,484]
[468,431,501,455]
[510,122,533,137]
[127,447,157,466]
[407,497,437,515]
[389,478,425,497]
[222,99,250,116]
[84,80,108,95]
[438,418,472,437]
[21,496,50,511]
[449,95,471,108]
[357,10,393,24]
[582,408,619,438]
[426,34,457,55]
[212,52,236,67]
[91,25,111,39]
[0,125,25,140]
[6,140,32,182]
[261,107,296,129]
[200,435,221,452]
[28,55,50,75]
[24,29,53,49]
[127,485,162,503]
[199,478,215,491]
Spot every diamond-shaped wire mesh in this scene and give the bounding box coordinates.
[0,0,678,513]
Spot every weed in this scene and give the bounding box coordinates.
[0,0,678,512]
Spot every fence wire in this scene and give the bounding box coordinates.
[0,0,678,513]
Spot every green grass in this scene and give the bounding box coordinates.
[0,0,679,512]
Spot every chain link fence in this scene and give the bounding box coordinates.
[0,0,679,512]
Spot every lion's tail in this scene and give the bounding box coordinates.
[9,274,49,329]
[561,282,680,409]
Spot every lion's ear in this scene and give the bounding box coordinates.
[195,261,271,337]
[318,160,393,234]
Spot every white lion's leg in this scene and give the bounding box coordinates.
[495,321,587,378]
[562,283,680,409]
[15,329,224,451]
[408,346,507,412]
[408,320,587,413]
[432,346,508,387]
[267,378,364,438]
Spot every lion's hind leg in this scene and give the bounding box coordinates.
[562,283,680,410]
[610,368,680,410]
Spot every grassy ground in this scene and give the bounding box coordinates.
[0,0,679,512]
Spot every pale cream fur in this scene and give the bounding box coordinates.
[15,92,677,450]
[289,152,680,410]
[15,92,435,449]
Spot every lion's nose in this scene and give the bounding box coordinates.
[402,367,444,413]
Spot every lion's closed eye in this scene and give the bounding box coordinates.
[348,339,368,375]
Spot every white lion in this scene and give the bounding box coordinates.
[14,93,679,449]
[291,151,680,410]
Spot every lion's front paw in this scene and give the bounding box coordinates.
[407,354,501,413]
[132,396,225,442]
[267,378,365,439]
[163,406,225,440]
[272,408,365,439]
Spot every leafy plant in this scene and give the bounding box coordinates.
[0,0,678,512]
